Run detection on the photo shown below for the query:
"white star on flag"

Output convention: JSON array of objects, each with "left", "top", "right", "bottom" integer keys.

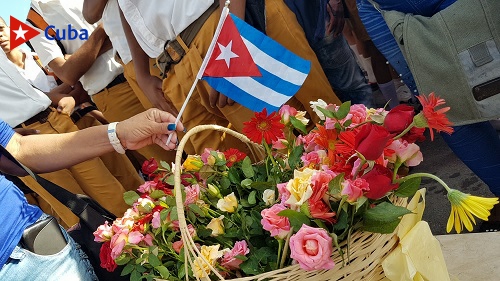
[
  {"left": 215, "top": 40, "right": 239, "bottom": 68},
  {"left": 13, "top": 25, "right": 28, "bottom": 40}
]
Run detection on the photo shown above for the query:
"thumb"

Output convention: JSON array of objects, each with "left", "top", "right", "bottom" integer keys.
[{"left": 57, "top": 106, "right": 63, "bottom": 113}]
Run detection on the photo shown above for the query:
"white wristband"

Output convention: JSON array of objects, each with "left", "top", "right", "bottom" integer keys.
[{"left": 107, "top": 122, "right": 126, "bottom": 154}]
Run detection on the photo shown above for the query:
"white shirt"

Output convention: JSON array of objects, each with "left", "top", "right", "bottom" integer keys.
[
  {"left": 29, "top": 0, "right": 123, "bottom": 95},
  {"left": 103, "top": 0, "right": 132, "bottom": 64},
  {"left": 16, "top": 50, "right": 58, "bottom": 93},
  {"left": 0, "top": 52, "right": 51, "bottom": 127},
  {"left": 118, "top": 0, "right": 213, "bottom": 58}
]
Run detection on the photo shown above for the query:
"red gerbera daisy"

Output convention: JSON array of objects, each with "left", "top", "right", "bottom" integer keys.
[
  {"left": 415, "top": 93, "right": 454, "bottom": 140},
  {"left": 243, "top": 108, "right": 285, "bottom": 144},
  {"left": 224, "top": 148, "right": 247, "bottom": 167}
]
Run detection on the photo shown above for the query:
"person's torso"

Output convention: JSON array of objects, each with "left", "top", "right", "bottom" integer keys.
[
  {"left": 118, "top": 0, "right": 213, "bottom": 58},
  {"left": 103, "top": 0, "right": 132, "bottom": 64},
  {"left": 0, "top": 52, "right": 51, "bottom": 127},
  {"left": 30, "top": 0, "right": 123, "bottom": 95},
  {"left": 17, "top": 51, "right": 58, "bottom": 93}
]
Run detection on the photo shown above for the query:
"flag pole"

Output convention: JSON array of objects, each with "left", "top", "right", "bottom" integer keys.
[{"left": 166, "top": 0, "right": 231, "bottom": 146}]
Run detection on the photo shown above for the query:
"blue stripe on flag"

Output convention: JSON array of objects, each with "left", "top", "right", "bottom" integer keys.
[
  {"left": 230, "top": 14, "right": 310, "bottom": 74},
  {"left": 203, "top": 77, "right": 280, "bottom": 113},
  {"left": 252, "top": 66, "right": 300, "bottom": 97}
]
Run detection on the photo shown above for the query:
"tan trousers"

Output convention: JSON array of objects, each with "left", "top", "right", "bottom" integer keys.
[
  {"left": 19, "top": 109, "right": 131, "bottom": 227},
  {"left": 92, "top": 79, "right": 176, "bottom": 162},
  {"left": 161, "top": 0, "right": 341, "bottom": 155}
]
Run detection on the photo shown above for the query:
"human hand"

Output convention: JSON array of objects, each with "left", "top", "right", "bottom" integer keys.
[
  {"left": 139, "top": 75, "right": 179, "bottom": 115},
  {"left": 57, "top": 96, "right": 76, "bottom": 115},
  {"left": 116, "top": 108, "right": 184, "bottom": 151},
  {"left": 208, "top": 86, "right": 235, "bottom": 108}
]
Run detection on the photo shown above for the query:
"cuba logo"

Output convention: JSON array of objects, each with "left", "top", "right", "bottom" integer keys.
[{"left": 45, "top": 24, "right": 89, "bottom": 40}]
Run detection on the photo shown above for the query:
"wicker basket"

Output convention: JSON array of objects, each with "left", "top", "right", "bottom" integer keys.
[{"left": 173, "top": 125, "right": 405, "bottom": 281}]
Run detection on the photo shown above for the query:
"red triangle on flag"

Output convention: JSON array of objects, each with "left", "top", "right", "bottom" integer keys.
[
  {"left": 203, "top": 15, "right": 261, "bottom": 78},
  {"left": 9, "top": 16, "right": 40, "bottom": 50}
]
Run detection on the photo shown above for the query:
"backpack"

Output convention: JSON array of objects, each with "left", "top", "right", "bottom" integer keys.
[{"left": 372, "top": 0, "right": 500, "bottom": 125}]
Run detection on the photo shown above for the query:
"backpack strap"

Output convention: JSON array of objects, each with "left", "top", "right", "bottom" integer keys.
[{"left": 26, "top": 7, "right": 67, "bottom": 56}]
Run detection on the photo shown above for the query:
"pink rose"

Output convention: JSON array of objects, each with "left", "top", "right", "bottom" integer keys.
[
  {"left": 386, "top": 139, "right": 423, "bottom": 167},
  {"left": 172, "top": 240, "right": 184, "bottom": 253},
  {"left": 152, "top": 211, "right": 161, "bottom": 229},
  {"left": 277, "top": 182, "right": 291, "bottom": 203},
  {"left": 348, "top": 104, "right": 368, "bottom": 126},
  {"left": 127, "top": 231, "right": 144, "bottom": 245},
  {"left": 261, "top": 204, "right": 291, "bottom": 239},
  {"left": 185, "top": 184, "right": 201, "bottom": 205},
  {"left": 110, "top": 229, "right": 128, "bottom": 260},
  {"left": 289, "top": 225, "right": 336, "bottom": 271},
  {"left": 279, "top": 105, "right": 298, "bottom": 124},
  {"left": 94, "top": 221, "right": 113, "bottom": 242},
  {"left": 341, "top": 178, "right": 369, "bottom": 202},
  {"left": 137, "top": 181, "right": 157, "bottom": 194},
  {"left": 309, "top": 200, "right": 336, "bottom": 223},
  {"left": 221, "top": 240, "right": 250, "bottom": 270},
  {"left": 143, "top": 234, "right": 154, "bottom": 246},
  {"left": 297, "top": 133, "right": 319, "bottom": 153}
]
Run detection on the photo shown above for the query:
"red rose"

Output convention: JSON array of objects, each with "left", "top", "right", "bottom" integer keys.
[
  {"left": 355, "top": 123, "right": 392, "bottom": 160},
  {"left": 141, "top": 158, "right": 158, "bottom": 176},
  {"left": 362, "top": 164, "right": 399, "bottom": 199},
  {"left": 402, "top": 127, "right": 426, "bottom": 143},
  {"left": 384, "top": 104, "right": 415, "bottom": 134},
  {"left": 99, "top": 241, "right": 118, "bottom": 272}
]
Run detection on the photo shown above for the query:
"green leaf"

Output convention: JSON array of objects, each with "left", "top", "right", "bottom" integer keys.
[
  {"left": 220, "top": 176, "right": 231, "bottom": 190},
  {"left": 148, "top": 253, "right": 161, "bottom": 267},
  {"left": 336, "top": 101, "right": 351, "bottom": 120},
  {"left": 249, "top": 181, "right": 276, "bottom": 191},
  {"left": 355, "top": 196, "right": 368, "bottom": 212},
  {"left": 115, "top": 254, "right": 131, "bottom": 265},
  {"left": 241, "top": 157, "right": 254, "bottom": 178},
  {"left": 328, "top": 173, "right": 344, "bottom": 195},
  {"left": 241, "top": 178, "right": 253, "bottom": 188},
  {"left": 150, "top": 189, "right": 166, "bottom": 199},
  {"left": 334, "top": 209, "right": 348, "bottom": 232},
  {"left": 277, "top": 209, "right": 311, "bottom": 230},
  {"left": 130, "top": 270, "right": 141, "bottom": 281},
  {"left": 248, "top": 190, "right": 257, "bottom": 205},
  {"left": 235, "top": 254, "right": 248, "bottom": 261},
  {"left": 363, "top": 202, "right": 412, "bottom": 233},
  {"left": 188, "top": 204, "right": 205, "bottom": 217},
  {"left": 288, "top": 145, "right": 304, "bottom": 170},
  {"left": 164, "top": 196, "right": 176, "bottom": 207},
  {"left": 300, "top": 201, "right": 311, "bottom": 218},
  {"left": 123, "top": 191, "right": 140, "bottom": 206},
  {"left": 170, "top": 207, "right": 178, "bottom": 221},
  {"left": 317, "top": 106, "right": 335, "bottom": 119},
  {"left": 290, "top": 116, "right": 307, "bottom": 134},
  {"left": 370, "top": 114, "right": 385, "bottom": 124},
  {"left": 155, "top": 265, "right": 170, "bottom": 279},
  {"left": 160, "top": 160, "right": 171, "bottom": 171},
  {"left": 160, "top": 208, "right": 170, "bottom": 221},
  {"left": 165, "top": 174, "right": 175, "bottom": 186},
  {"left": 228, "top": 168, "right": 241, "bottom": 184},
  {"left": 240, "top": 256, "right": 260, "bottom": 275},
  {"left": 121, "top": 263, "right": 135, "bottom": 276},
  {"left": 394, "top": 177, "right": 422, "bottom": 198},
  {"left": 199, "top": 165, "right": 216, "bottom": 180}
]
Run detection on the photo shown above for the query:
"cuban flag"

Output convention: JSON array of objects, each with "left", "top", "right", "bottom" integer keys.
[{"left": 198, "top": 7, "right": 311, "bottom": 113}]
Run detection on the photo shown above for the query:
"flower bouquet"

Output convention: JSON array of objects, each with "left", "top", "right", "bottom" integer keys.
[{"left": 95, "top": 94, "right": 498, "bottom": 281}]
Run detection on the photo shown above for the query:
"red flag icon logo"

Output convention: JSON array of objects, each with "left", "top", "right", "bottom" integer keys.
[{"left": 9, "top": 16, "right": 40, "bottom": 50}]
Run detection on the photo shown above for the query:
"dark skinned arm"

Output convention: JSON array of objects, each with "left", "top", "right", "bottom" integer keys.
[
  {"left": 47, "top": 24, "right": 112, "bottom": 85},
  {"left": 82, "top": 0, "right": 108, "bottom": 24}
]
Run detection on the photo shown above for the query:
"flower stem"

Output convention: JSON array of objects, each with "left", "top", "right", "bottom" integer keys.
[
  {"left": 395, "top": 172, "right": 452, "bottom": 193},
  {"left": 393, "top": 121, "right": 415, "bottom": 140},
  {"left": 280, "top": 227, "right": 293, "bottom": 269}
]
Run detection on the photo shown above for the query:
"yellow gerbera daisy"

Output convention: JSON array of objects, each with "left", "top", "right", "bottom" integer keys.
[{"left": 446, "top": 189, "right": 499, "bottom": 233}]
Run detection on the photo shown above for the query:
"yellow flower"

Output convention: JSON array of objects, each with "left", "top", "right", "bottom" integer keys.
[
  {"left": 193, "top": 245, "right": 223, "bottom": 279},
  {"left": 295, "top": 111, "right": 309, "bottom": 126},
  {"left": 182, "top": 155, "right": 204, "bottom": 172},
  {"left": 206, "top": 216, "right": 225, "bottom": 237},
  {"left": 446, "top": 189, "right": 499, "bottom": 233},
  {"left": 285, "top": 168, "right": 314, "bottom": 210},
  {"left": 217, "top": 192, "right": 238, "bottom": 213},
  {"left": 262, "top": 189, "right": 276, "bottom": 206}
]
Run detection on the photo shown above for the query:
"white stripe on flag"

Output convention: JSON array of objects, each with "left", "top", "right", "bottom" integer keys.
[
  {"left": 224, "top": 76, "right": 291, "bottom": 107},
  {"left": 242, "top": 38, "right": 308, "bottom": 86}
]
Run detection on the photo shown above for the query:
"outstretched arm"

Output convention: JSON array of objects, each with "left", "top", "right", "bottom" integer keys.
[{"left": 5, "top": 109, "right": 183, "bottom": 173}]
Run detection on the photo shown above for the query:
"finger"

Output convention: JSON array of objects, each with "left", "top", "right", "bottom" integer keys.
[
  {"left": 218, "top": 93, "right": 227, "bottom": 108},
  {"left": 156, "top": 133, "right": 178, "bottom": 150},
  {"left": 150, "top": 109, "right": 185, "bottom": 133},
  {"left": 227, "top": 97, "right": 235, "bottom": 106},
  {"left": 209, "top": 87, "right": 218, "bottom": 108},
  {"left": 57, "top": 106, "right": 63, "bottom": 113}
]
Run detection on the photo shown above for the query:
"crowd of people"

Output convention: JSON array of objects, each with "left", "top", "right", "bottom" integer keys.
[{"left": 0, "top": 0, "right": 499, "bottom": 279}]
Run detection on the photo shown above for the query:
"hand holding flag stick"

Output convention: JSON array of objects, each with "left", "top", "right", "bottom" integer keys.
[{"left": 166, "top": 0, "right": 312, "bottom": 145}]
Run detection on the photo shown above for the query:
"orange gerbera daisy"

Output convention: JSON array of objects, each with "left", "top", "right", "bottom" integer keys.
[
  {"left": 224, "top": 148, "right": 247, "bottom": 167},
  {"left": 415, "top": 93, "right": 454, "bottom": 140},
  {"left": 243, "top": 108, "right": 285, "bottom": 144},
  {"left": 314, "top": 124, "right": 339, "bottom": 164}
]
